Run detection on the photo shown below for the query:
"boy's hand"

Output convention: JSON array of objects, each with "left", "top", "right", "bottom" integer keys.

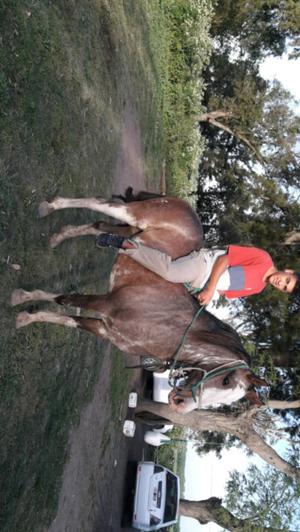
[{"left": 197, "top": 288, "right": 214, "bottom": 306}]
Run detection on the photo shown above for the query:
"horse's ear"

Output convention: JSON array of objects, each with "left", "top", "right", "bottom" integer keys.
[
  {"left": 244, "top": 390, "right": 263, "bottom": 406},
  {"left": 247, "top": 373, "right": 269, "bottom": 388}
]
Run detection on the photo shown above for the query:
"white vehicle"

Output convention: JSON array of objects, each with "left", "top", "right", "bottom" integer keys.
[
  {"left": 132, "top": 461, "right": 180, "bottom": 531},
  {"left": 153, "top": 370, "right": 172, "bottom": 404},
  {"left": 152, "top": 371, "right": 174, "bottom": 433}
]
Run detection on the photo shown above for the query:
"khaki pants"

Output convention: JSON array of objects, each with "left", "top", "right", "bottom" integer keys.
[{"left": 121, "top": 244, "right": 225, "bottom": 288}]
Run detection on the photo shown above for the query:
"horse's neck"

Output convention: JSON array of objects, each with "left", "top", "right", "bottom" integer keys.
[
  {"left": 189, "top": 312, "right": 250, "bottom": 368},
  {"left": 180, "top": 339, "right": 247, "bottom": 370}
]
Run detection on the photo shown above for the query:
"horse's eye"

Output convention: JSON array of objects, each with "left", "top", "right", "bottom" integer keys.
[{"left": 223, "top": 376, "right": 230, "bottom": 386}]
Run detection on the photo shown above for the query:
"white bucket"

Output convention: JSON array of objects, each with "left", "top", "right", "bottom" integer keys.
[
  {"left": 123, "top": 419, "right": 136, "bottom": 438},
  {"left": 128, "top": 392, "right": 138, "bottom": 408}
]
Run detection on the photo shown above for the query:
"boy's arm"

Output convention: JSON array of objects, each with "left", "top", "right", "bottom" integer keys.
[{"left": 198, "top": 254, "right": 229, "bottom": 305}]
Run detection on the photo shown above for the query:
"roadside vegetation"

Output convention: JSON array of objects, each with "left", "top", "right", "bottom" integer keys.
[
  {"left": 153, "top": 426, "right": 186, "bottom": 495},
  {"left": 152, "top": 426, "right": 187, "bottom": 532},
  {"left": 161, "top": 0, "right": 213, "bottom": 196}
]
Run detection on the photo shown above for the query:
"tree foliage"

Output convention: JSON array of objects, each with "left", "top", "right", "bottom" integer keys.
[
  {"left": 188, "top": 5, "right": 300, "bottom": 521},
  {"left": 225, "top": 458, "right": 300, "bottom": 530},
  {"left": 197, "top": 3, "right": 300, "bottom": 387},
  {"left": 211, "top": 0, "right": 300, "bottom": 59}
]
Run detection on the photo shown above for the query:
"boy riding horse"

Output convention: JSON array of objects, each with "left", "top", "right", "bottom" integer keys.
[{"left": 97, "top": 235, "right": 300, "bottom": 305}]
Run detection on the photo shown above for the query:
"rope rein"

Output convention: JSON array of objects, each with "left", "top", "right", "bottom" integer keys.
[{"left": 168, "top": 304, "right": 205, "bottom": 378}]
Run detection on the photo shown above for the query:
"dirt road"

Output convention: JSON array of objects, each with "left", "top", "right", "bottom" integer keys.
[{"left": 47, "top": 102, "right": 154, "bottom": 532}]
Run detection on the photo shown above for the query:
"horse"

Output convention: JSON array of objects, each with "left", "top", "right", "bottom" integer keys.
[{"left": 11, "top": 194, "right": 267, "bottom": 413}]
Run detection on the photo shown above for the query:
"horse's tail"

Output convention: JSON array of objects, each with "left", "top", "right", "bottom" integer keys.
[{"left": 112, "top": 187, "right": 165, "bottom": 203}]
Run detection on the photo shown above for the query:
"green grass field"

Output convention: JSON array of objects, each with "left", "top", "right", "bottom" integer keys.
[{"left": 0, "top": 1, "right": 213, "bottom": 530}]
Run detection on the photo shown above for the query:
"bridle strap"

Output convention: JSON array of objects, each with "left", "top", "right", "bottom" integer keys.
[{"left": 168, "top": 304, "right": 205, "bottom": 385}]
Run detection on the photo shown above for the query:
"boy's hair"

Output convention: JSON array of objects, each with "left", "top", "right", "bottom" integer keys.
[
  {"left": 292, "top": 272, "right": 300, "bottom": 296},
  {"left": 291, "top": 272, "right": 300, "bottom": 309}
]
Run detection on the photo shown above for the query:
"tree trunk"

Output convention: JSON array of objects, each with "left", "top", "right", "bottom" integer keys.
[
  {"left": 268, "top": 351, "right": 299, "bottom": 367},
  {"left": 136, "top": 400, "right": 300, "bottom": 480},
  {"left": 283, "top": 230, "right": 300, "bottom": 245},
  {"left": 266, "top": 399, "right": 300, "bottom": 409},
  {"left": 198, "top": 110, "right": 264, "bottom": 163},
  {"left": 179, "top": 498, "right": 296, "bottom": 532},
  {"left": 199, "top": 110, "right": 234, "bottom": 121}
]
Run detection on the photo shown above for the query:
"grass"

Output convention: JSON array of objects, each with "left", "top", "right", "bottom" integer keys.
[
  {"left": 0, "top": 1, "right": 214, "bottom": 530},
  {"left": 0, "top": 2, "right": 166, "bottom": 530},
  {"left": 153, "top": 426, "right": 187, "bottom": 496},
  {"left": 110, "top": 347, "right": 131, "bottom": 421}
]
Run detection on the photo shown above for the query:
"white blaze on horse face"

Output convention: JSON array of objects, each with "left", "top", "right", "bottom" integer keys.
[
  {"left": 198, "top": 370, "right": 248, "bottom": 409},
  {"left": 168, "top": 369, "right": 250, "bottom": 413}
]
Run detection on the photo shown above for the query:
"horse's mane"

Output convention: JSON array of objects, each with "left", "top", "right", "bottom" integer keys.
[{"left": 196, "top": 309, "right": 251, "bottom": 364}]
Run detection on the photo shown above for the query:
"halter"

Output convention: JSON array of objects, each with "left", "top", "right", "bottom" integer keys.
[
  {"left": 189, "top": 360, "right": 250, "bottom": 402},
  {"left": 168, "top": 305, "right": 250, "bottom": 404}
]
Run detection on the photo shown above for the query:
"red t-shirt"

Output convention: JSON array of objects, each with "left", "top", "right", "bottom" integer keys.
[{"left": 220, "top": 245, "right": 274, "bottom": 299}]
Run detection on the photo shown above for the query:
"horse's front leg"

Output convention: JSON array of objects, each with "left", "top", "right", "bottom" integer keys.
[
  {"left": 11, "top": 289, "right": 112, "bottom": 338},
  {"left": 50, "top": 221, "right": 140, "bottom": 248},
  {"left": 38, "top": 196, "right": 141, "bottom": 228},
  {"left": 11, "top": 289, "right": 59, "bottom": 306},
  {"left": 15, "top": 311, "right": 109, "bottom": 338},
  {"left": 11, "top": 289, "right": 111, "bottom": 314}
]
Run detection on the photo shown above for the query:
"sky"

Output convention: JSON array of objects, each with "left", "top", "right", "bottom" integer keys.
[
  {"left": 179, "top": 53, "right": 300, "bottom": 532},
  {"left": 260, "top": 53, "right": 300, "bottom": 102},
  {"left": 180, "top": 443, "right": 265, "bottom": 532}
]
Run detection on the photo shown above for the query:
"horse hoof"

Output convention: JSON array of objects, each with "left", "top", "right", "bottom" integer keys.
[
  {"left": 16, "top": 311, "right": 32, "bottom": 329},
  {"left": 50, "top": 225, "right": 72, "bottom": 248},
  {"left": 11, "top": 289, "right": 30, "bottom": 306},
  {"left": 50, "top": 233, "right": 61, "bottom": 248},
  {"left": 96, "top": 196, "right": 106, "bottom": 203},
  {"left": 39, "top": 201, "right": 53, "bottom": 218}
]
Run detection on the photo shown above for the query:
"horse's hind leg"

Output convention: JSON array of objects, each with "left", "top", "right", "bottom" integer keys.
[
  {"left": 50, "top": 221, "right": 140, "bottom": 248},
  {"left": 38, "top": 196, "right": 141, "bottom": 227},
  {"left": 38, "top": 196, "right": 169, "bottom": 232},
  {"left": 15, "top": 311, "right": 109, "bottom": 338}
]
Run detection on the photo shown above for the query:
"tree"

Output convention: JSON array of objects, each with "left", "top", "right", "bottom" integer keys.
[
  {"left": 137, "top": 400, "right": 300, "bottom": 529},
  {"left": 136, "top": 399, "right": 300, "bottom": 480},
  {"left": 179, "top": 496, "right": 296, "bottom": 531}
]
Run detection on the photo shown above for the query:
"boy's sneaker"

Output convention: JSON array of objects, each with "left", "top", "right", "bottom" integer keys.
[{"left": 96, "top": 233, "right": 125, "bottom": 249}]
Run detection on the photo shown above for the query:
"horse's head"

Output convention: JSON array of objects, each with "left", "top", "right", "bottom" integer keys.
[{"left": 168, "top": 366, "right": 268, "bottom": 413}]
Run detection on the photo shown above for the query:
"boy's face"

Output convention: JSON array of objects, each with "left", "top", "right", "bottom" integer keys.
[{"left": 267, "top": 269, "right": 297, "bottom": 293}]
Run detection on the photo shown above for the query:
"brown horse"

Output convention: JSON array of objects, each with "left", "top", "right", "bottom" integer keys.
[{"left": 11, "top": 195, "right": 266, "bottom": 412}]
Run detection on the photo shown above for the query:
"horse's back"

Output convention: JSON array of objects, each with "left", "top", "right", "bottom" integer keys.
[
  {"left": 109, "top": 196, "right": 203, "bottom": 290},
  {"left": 125, "top": 196, "right": 203, "bottom": 255}
]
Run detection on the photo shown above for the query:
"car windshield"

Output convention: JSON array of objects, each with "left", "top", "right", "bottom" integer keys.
[{"left": 163, "top": 472, "right": 178, "bottom": 522}]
